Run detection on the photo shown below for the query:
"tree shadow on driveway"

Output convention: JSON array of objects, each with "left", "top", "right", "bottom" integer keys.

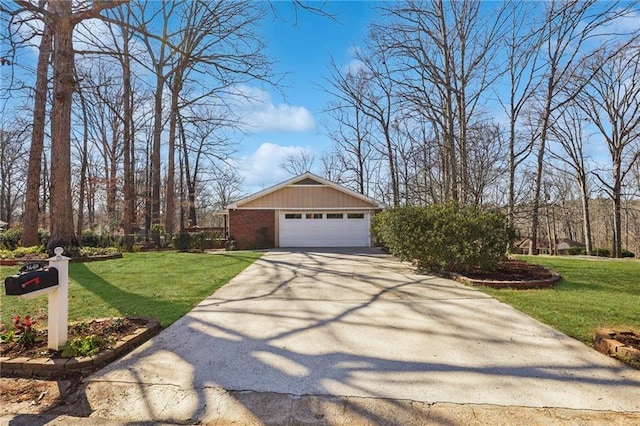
[{"left": 49, "top": 249, "right": 640, "bottom": 424}]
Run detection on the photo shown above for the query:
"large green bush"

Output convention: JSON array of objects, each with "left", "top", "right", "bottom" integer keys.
[
  {"left": 0, "top": 227, "right": 49, "bottom": 250},
  {"left": 0, "top": 226, "right": 23, "bottom": 250},
  {"left": 372, "top": 203, "right": 516, "bottom": 273}
]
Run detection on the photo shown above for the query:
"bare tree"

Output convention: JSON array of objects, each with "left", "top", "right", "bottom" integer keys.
[
  {"left": 465, "top": 121, "right": 508, "bottom": 207},
  {"left": 0, "top": 121, "right": 29, "bottom": 223},
  {"left": 21, "top": 0, "right": 52, "bottom": 246},
  {"left": 279, "top": 150, "right": 315, "bottom": 176},
  {"left": 499, "top": 0, "right": 542, "bottom": 227},
  {"left": 331, "top": 45, "right": 400, "bottom": 205},
  {"left": 378, "top": 0, "right": 506, "bottom": 204},
  {"left": 179, "top": 106, "right": 237, "bottom": 226},
  {"left": 573, "top": 45, "right": 640, "bottom": 257},
  {"left": 107, "top": 3, "right": 136, "bottom": 250},
  {"left": 128, "top": 0, "right": 177, "bottom": 244},
  {"left": 162, "top": 0, "right": 271, "bottom": 235},
  {"left": 527, "top": 0, "right": 638, "bottom": 255},
  {"left": 14, "top": 0, "right": 126, "bottom": 249},
  {"left": 72, "top": 69, "right": 90, "bottom": 238},
  {"left": 324, "top": 58, "right": 377, "bottom": 196},
  {"left": 210, "top": 165, "right": 245, "bottom": 212},
  {"left": 548, "top": 104, "right": 594, "bottom": 255}
]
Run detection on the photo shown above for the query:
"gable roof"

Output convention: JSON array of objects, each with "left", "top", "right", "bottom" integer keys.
[{"left": 227, "top": 172, "right": 382, "bottom": 209}]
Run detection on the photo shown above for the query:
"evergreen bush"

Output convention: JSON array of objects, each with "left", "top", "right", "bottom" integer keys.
[
  {"left": 621, "top": 249, "right": 635, "bottom": 258},
  {"left": 0, "top": 227, "right": 22, "bottom": 250},
  {"left": 372, "top": 203, "right": 516, "bottom": 273}
]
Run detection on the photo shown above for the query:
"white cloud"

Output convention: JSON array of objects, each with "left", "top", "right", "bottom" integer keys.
[
  {"left": 239, "top": 142, "right": 313, "bottom": 191},
  {"left": 345, "top": 58, "right": 366, "bottom": 76},
  {"left": 230, "top": 85, "right": 316, "bottom": 133}
]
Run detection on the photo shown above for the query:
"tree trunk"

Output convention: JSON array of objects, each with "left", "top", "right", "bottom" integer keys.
[
  {"left": 76, "top": 82, "right": 89, "bottom": 239},
  {"left": 165, "top": 69, "right": 184, "bottom": 236},
  {"left": 47, "top": 1, "right": 78, "bottom": 250},
  {"left": 151, "top": 65, "right": 164, "bottom": 245},
  {"left": 529, "top": 77, "right": 553, "bottom": 255},
  {"left": 579, "top": 179, "right": 593, "bottom": 256},
  {"left": 121, "top": 16, "right": 135, "bottom": 251},
  {"left": 178, "top": 114, "right": 197, "bottom": 227},
  {"left": 383, "top": 124, "right": 399, "bottom": 207},
  {"left": 612, "top": 156, "right": 622, "bottom": 258},
  {"left": 23, "top": 5, "right": 52, "bottom": 247}
]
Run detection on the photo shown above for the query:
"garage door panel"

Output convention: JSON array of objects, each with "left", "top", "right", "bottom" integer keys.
[{"left": 279, "top": 212, "right": 370, "bottom": 247}]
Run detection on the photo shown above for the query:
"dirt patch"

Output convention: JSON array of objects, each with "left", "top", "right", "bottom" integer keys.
[
  {"left": 1, "top": 317, "right": 157, "bottom": 415},
  {"left": 0, "top": 378, "right": 73, "bottom": 416}
]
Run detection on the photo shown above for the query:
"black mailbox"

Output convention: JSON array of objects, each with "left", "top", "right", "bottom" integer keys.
[{"left": 4, "top": 266, "right": 59, "bottom": 296}]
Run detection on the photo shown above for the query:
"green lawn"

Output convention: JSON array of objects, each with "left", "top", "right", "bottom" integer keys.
[
  {"left": 479, "top": 256, "right": 640, "bottom": 345},
  {"left": 1, "top": 251, "right": 262, "bottom": 328}
]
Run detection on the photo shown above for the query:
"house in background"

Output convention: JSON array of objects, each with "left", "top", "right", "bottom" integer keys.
[
  {"left": 513, "top": 237, "right": 585, "bottom": 255},
  {"left": 223, "top": 172, "right": 382, "bottom": 250},
  {"left": 555, "top": 238, "right": 586, "bottom": 255}
]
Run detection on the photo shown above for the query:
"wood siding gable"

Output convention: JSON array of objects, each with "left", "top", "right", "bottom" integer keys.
[{"left": 240, "top": 185, "right": 376, "bottom": 209}]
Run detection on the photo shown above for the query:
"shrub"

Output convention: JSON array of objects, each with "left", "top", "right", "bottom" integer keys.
[
  {"left": 372, "top": 203, "right": 516, "bottom": 273},
  {"left": 10, "top": 246, "right": 45, "bottom": 259},
  {"left": 80, "top": 230, "right": 101, "bottom": 247},
  {"left": 61, "top": 334, "right": 109, "bottom": 357},
  {"left": 79, "top": 246, "right": 120, "bottom": 257},
  {"left": 0, "top": 226, "right": 22, "bottom": 250},
  {"left": 593, "top": 247, "right": 610, "bottom": 257},
  {"left": 621, "top": 249, "right": 635, "bottom": 258},
  {"left": 567, "top": 247, "right": 585, "bottom": 256},
  {"left": 0, "top": 227, "right": 48, "bottom": 250},
  {"left": 38, "top": 229, "right": 50, "bottom": 248},
  {"left": 175, "top": 233, "right": 190, "bottom": 252},
  {"left": 173, "top": 231, "right": 221, "bottom": 252},
  {"left": 81, "top": 230, "right": 119, "bottom": 248}
]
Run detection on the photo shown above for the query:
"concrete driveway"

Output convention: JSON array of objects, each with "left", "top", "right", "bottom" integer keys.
[{"left": 75, "top": 249, "right": 640, "bottom": 424}]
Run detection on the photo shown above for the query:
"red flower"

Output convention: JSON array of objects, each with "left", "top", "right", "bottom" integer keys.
[{"left": 23, "top": 316, "right": 34, "bottom": 327}]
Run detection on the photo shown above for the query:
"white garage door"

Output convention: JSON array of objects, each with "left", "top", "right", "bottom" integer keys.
[{"left": 279, "top": 212, "right": 370, "bottom": 247}]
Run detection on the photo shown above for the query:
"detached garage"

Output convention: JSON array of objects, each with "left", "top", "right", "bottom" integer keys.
[{"left": 224, "top": 172, "right": 382, "bottom": 250}]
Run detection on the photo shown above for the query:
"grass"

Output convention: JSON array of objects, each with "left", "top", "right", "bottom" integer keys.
[
  {"left": 1, "top": 251, "right": 262, "bottom": 328},
  {"left": 478, "top": 255, "right": 640, "bottom": 346}
]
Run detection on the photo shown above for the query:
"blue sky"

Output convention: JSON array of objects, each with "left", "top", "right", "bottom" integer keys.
[{"left": 235, "top": 1, "right": 378, "bottom": 192}]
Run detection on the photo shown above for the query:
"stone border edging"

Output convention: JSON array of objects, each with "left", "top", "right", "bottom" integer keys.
[
  {"left": 69, "top": 253, "right": 123, "bottom": 263},
  {"left": 0, "top": 252, "right": 122, "bottom": 266},
  {"left": 449, "top": 271, "right": 562, "bottom": 289},
  {"left": 0, "top": 317, "right": 160, "bottom": 379},
  {"left": 594, "top": 329, "right": 640, "bottom": 364}
]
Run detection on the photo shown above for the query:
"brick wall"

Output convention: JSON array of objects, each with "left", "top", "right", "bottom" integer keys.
[{"left": 229, "top": 209, "right": 275, "bottom": 250}]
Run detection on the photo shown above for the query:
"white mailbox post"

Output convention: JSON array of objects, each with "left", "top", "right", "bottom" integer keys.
[
  {"left": 46, "top": 247, "right": 69, "bottom": 350},
  {"left": 6, "top": 247, "right": 69, "bottom": 350}
]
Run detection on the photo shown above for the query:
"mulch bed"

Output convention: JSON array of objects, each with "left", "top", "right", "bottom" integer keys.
[
  {"left": 448, "top": 260, "right": 561, "bottom": 289},
  {"left": 461, "top": 260, "right": 553, "bottom": 281},
  {"left": 1, "top": 317, "right": 148, "bottom": 359}
]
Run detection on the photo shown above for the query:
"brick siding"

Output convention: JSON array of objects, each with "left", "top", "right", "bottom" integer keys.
[{"left": 229, "top": 209, "right": 275, "bottom": 250}]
